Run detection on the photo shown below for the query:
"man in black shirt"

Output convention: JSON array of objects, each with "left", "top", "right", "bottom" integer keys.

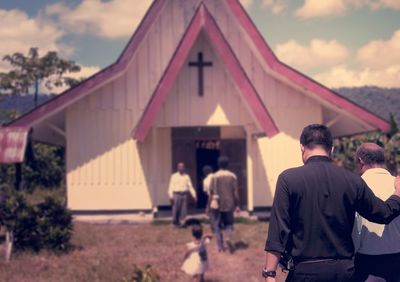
[{"left": 263, "top": 124, "right": 400, "bottom": 282}]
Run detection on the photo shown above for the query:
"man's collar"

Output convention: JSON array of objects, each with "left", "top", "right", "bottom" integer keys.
[
  {"left": 305, "top": 155, "right": 332, "bottom": 164},
  {"left": 362, "top": 167, "right": 391, "bottom": 176}
]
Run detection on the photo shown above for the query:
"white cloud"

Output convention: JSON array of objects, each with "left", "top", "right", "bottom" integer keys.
[
  {"left": 275, "top": 39, "right": 349, "bottom": 70},
  {"left": 313, "top": 29, "right": 400, "bottom": 87},
  {"left": 357, "top": 30, "right": 400, "bottom": 69},
  {"left": 380, "top": 0, "right": 400, "bottom": 9},
  {"left": 262, "top": 0, "right": 287, "bottom": 14},
  {"left": 295, "top": 0, "right": 400, "bottom": 19},
  {"left": 240, "top": 0, "right": 254, "bottom": 9},
  {"left": 42, "top": 65, "right": 102, "bottom": 94},
  {"left": 68, "top": 65, "right": 101, "bottom": 81},
  {"left": 314, "top": 64, "right": 400, "bottom": 88},
  {"left": 295, "top": 0, "right": 347, "bottom": 18},
  {"left": 46, "top": 0, "right": 152, "bottom": 40},
  {"left": 0, "top": 9, "right": 69, "bottom": 72}
]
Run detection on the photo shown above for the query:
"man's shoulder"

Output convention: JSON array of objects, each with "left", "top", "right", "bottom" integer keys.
[
  {"left": 215, "top": 169, "right": 236, "bottom": 178},
  {"left": 362, "top": 168, "right": 395, "bottom": 195},
  {"left": 279, "top": 161, "right": 359, "bottom": 180},
  {"left": 171, "top": 172, "right": 189, "bottom": 178}
]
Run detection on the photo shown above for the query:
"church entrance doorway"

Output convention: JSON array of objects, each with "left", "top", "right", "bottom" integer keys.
[{"left": 171, "top": 127, "right": 247, "bottom": 210}]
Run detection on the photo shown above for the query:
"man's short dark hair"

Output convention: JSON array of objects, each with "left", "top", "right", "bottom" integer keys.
[
  {"left": 202, "top": 165, "right": 213, "bottom": 176},
  {"left": 192, "top": 224, "right": 203, "bottom": 240},
  {"left": 300, "top": 124, "right": 333, "bottom": 152},
  {"left": 218, "top": 156, "right": 229, "bottom": 169},
  {"left": 356, "top": 143, "right": 385, "bottom": 165}
]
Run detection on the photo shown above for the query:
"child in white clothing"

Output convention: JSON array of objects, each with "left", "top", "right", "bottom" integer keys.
[{"left": 181, "top": 225, "right": 211, "bottom": 282}]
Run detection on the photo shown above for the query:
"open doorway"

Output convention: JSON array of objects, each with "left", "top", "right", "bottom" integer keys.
[
  {"left": 171, "top": 127, "right": 247, "bottom": 210},
  {"left": 195, "top": 140, "right": 220, "bottom": 208}
]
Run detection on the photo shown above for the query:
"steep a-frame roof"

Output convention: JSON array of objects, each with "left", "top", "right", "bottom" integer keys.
[
  {"left": 132, "top": 4, "right": 278, "bottom": 141},
  {"left": 225, "top": 0, "right": 389, "bottom": 132},
  {"left": 8, "top": 0, "right": 167, "bottom": 128},
  {"left": 5, "top": 0, "right": 389, "bottom": 136}
]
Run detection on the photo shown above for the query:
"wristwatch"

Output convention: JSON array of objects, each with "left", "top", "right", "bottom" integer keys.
[{"left": 262, "top": 267, "right": 276, "bottom": 278}]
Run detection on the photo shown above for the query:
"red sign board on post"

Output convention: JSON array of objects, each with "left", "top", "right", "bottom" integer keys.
[{"left": 0, "top": 126, "right": 29, "bottom": 164}]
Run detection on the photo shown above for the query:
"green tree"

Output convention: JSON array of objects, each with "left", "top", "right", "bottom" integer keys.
[
  {"left": 333, "top": 113, "right": 400, "bottom": 174},
  {"left": 0, "top": 109, "right": 65, "bottom": 192},
  {"left": 0, "top": 47, "right": 81, "bottom": 105}
]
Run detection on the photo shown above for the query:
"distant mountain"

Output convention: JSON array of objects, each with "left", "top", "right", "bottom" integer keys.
[
  {"left": 0, "top": 87, "right": 399, "bottom": 125},
  {"left": 335, "top": 87, "right": 400, "bottom": 124},
  {"left": 0, "top": 94, "right": 54, "bottom": 114}
]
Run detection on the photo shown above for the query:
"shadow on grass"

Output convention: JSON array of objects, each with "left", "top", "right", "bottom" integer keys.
[{"left": 152, "top": 216, "right": 260, "bottom": 226}]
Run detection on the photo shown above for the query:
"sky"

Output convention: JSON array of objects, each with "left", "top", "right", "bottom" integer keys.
[{"left": 0, "top": 0, "right": 399, "bottom": 92}]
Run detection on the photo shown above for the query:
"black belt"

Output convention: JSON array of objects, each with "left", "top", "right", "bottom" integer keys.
[
  {"left": 173, "top": 191, "right": 188, "bottom": 195},
  {"left": 294, "top": 258, "right": 342, "bottom": 265}
]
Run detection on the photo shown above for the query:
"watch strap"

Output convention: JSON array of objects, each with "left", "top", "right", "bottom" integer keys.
[{"left": 262, "top": 267, "right": 277, "bottom": 278}]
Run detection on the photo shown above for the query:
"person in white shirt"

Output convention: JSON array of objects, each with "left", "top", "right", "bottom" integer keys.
[
  {"left": 168, "top": 162, "right": 197, "bottom": 227},
  {"left": 353, "top": 143, "right": 400, "bottom": 282},
  {"left": 202, "top": 166, "right": 214, "bottom": 195}
]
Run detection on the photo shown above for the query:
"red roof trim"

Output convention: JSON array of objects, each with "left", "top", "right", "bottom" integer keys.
[
  {"left": 226, "top": 0, "right": 389, "bottom": 132},
  {"left": 203, "top": 7, "right": 278, "bottom": 137},
  {"left": 0, "top": 126, "right": 29, "bottom": 163},
  {"left": 132, "top": 5, "right": 278, "bottom": 141},
  {"left": 9, "top": 0, "right": 167, "bottom": 127}
]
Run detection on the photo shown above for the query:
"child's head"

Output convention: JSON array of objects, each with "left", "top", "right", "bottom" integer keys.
[{"left": 192, "top": 224, "right": 203, "bottom": 240}]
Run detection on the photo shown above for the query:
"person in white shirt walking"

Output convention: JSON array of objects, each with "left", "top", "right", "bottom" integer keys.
[
  {"left": 353, "top": 143, "right": 400, "bottom": 282},
  {"left": 202, "top": 166, "right": 214, "bottom": 196},
  {"left": 168, "top": 162, "right": 197, "bottom": 228}
]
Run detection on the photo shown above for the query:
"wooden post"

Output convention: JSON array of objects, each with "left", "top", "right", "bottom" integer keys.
[{"left": 5, "top": 231, "right": 13, "bottom": 263}]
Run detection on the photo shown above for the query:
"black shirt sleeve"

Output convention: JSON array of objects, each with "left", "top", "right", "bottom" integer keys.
[
  {"left": 356, "top": 178, "right": 400, "bottom": 224},
  {"left": 265, "top": 174, "right": 291, "bottom": 253}
]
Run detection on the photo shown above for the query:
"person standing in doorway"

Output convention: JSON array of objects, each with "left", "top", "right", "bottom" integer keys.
[
  {"left": 353, "top": 143, "right": 400, "bottom": 282},
  {"left": 168, "top": 162, "right": 197, "bottom": 228},
  {"left": 208, "top": 156, "right": 240, "bottom": 253}
]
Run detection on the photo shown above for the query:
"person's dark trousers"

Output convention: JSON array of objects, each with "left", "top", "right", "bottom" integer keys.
[
  {"left": 172, "top": 192, "right": 187, "bottom": 227},
  {"left": 209, "top": 210, "right": 234, "bottom": 252},
  {"left": 354, "top": 252, "right": 400, "bottom": 282},
  {"left": 286, "top": 259, "right": 355, "bottom": 282}
]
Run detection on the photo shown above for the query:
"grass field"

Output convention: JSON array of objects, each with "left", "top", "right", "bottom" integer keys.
[{"left": 0, "top": 219, "right": 287, "bottom": 282}]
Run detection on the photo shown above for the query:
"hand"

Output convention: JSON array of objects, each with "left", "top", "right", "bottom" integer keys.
[
  {"left": 395, "top": 176, "right": 400, "bottom": 197},
  {"left": 235, "top": 206, "right": 241, "bottom": 214}
]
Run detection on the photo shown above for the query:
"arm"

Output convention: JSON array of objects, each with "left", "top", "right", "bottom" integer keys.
[
  {"left": 183, "top": 247, "right": 193, "bottom": 260},
  {"left": 356, "top": 176, "right": 400, "bottom": 224},
  {"left": 206, "top": 177, "right": 216, "bottom": 213},
  {"left": 168, "top": 175, "right": 174, "bottom": 200},
  {"left": 233, "top": 176, "right": 240, "bottom": 212},
  {"left": 187, "top": 176, "right": 197, "bottom": 201},
  {"left": 264, "top": 251, "right": 280, "bottom": 282},
  {"left": 264, "top": 175, "right": 291, "bottom": 269}
]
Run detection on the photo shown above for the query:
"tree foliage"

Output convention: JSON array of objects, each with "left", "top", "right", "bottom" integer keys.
[
  {"left": 0, "top": 47, "right": 81, "bottom": 96},
  {"left": 121, "top": 265, "right": 160, "bottom": 282},
  {"left": 0, "top": 109, "right": 65, "bottom": 192},
  {"left": 0, "top": 185, "right": 73, "bottom": 253},
  {"left": 334, "top": 113, "right": 400, "bottom": 174}
]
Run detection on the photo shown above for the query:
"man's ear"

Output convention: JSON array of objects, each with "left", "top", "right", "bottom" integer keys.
[
  {"left": 300, "top": 144, "right": 305, "bottom": 153},
  {"left": 358, "top": 158, "right": 365, "bottom": 165}
]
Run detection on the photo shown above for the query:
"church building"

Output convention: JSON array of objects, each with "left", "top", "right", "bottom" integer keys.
[{"left": 0, "top": 0, "right": 389, "bottom": 219}]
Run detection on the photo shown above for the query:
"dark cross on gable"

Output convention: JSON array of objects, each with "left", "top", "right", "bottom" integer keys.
[{"left": 188, "top": 52, "right": 213, "bottom": 96}]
